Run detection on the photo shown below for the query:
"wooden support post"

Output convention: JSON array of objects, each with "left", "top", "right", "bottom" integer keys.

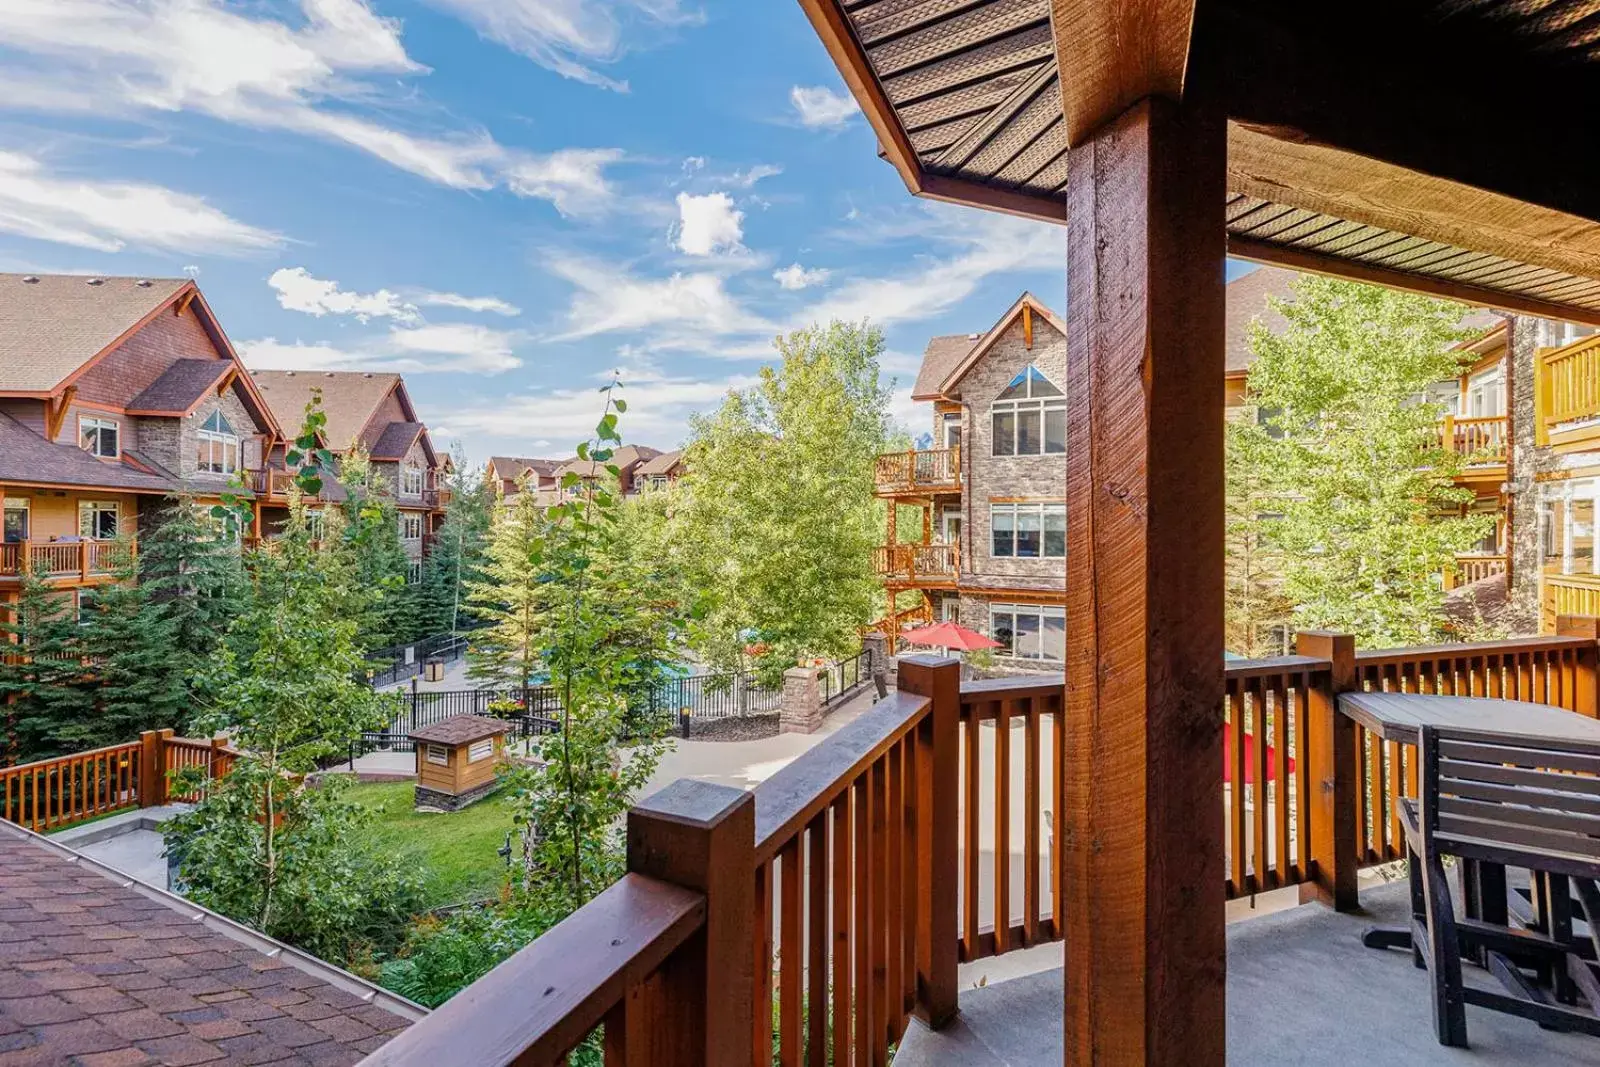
[
  {"left": 1556, "top": 615, "right": 1600, "bottom": 718},
  {"left": 138, "top": 728, "right": 173, "bottom": 808},
  {"left": 1063, "top": 95, "right": 1226, "bottom": 1065},
  {"left": 897, "top": 654, "right": 959, "bottom": 1028},
  {"left": 1296, "top": 631, "right": 1360, "bottom": 911},
  {"left": 622, "top": 779, "right": 754, "bottom": 1067}
]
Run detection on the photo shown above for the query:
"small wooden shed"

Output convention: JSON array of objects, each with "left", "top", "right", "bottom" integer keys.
[{"left": 408, "top": 714, "right": 511, "bottom": 811}]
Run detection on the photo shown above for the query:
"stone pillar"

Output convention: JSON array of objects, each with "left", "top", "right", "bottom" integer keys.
[
  {"left": 862, "top": 631, "right": 887, "bottom": 678},
  {"left": 779, "top": 667, "right": 823, "bottom": 734},
  {"left": 1507, "top": 314, "right": 1548, "bottom": 631}
]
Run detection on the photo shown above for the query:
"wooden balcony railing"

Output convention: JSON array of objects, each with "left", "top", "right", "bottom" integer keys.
[
  {"left": 0, "top": 539, "right": 135, "bottom": 581},
  {"left": 1, "top": 729, "right": 236, "bottom": 833},
  {"left": 251, "top": 468, "right": 303, "bottom": 501},
  {"left": 1435, "top": 413, "right": 1507, "bottom": 465},
  {"left": 363, "top": 625, "right": 1600, "bottom": 1063},
  {"left": 874, "top": 446, "right": 960, "bottom": 495},
  {"left": 1542, "top": 569, "right": 1600, "bottom": 632},
  {"left": 874, "top": 541, "right": 959, "bottom": 584},
  {"left": 1442, "top": 552, "right": 1507, "bottom": 590},
  {"left": 1537, "top": 334, "right": 1600, "bottom": 449}
]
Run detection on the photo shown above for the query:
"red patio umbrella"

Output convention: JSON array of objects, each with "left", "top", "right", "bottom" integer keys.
[
  {"left": 1223, "top": 723, "right": 1296, "bottom": 785},
  {"left": 900, "top": 621, "right": 1003, "bottom": 651}
]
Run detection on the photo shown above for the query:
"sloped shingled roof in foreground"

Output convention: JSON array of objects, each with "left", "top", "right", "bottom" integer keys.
[{"left": 0, "top": 821, "right": 421, "bottom": 1065}]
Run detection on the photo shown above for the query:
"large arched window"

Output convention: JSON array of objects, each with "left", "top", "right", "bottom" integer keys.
[
  {"left": 990, "top": 365, "right": 1064, "bottom": 456},
  {"left": 196, "top": 409, "right": 239, "bottom": 474}
]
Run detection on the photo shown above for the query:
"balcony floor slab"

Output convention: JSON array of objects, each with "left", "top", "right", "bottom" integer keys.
[{"left": 895, "top": 881, "right": 1600, "bottom": 1065}]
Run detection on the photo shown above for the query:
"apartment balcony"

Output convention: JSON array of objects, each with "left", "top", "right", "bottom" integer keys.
[
  {"left": 249, "top": 467, "right": 302, "bottom": 502},
  {"left": 1537, "top": 335, "right": 1600, "bottom": 453},
  {"left": 875, "top": 541, "right": 960, "bottom": 588},
  {"left": 0, "top": 539, "right": 135, "bottom": 584},
  {"left": 875, "top": 446, "right": 961, "bottom": 498},
  {"left": 1443, "top": 551, "right": 1507, "bottom": 590},
  {"left": 421, "top": 485, "right": 452, "bottom": 509},
  {"left": 1436, "top": 413, "right": 1508, "bottom": 481}
]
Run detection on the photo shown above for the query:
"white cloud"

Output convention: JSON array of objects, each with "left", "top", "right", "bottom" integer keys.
[
  {"left": 773, "top": 263, "right": 830, "bottom": 291},
  {"left": 0, "top": 1, "right": 626, "bottom": 212},
  {"left": 546, "top": 252, "right": 775, "bottom": 351},
  {"left": 240, "top": 322, "right": 523, "bottom": 375},
  {"left": 443, "top": 372, "right": 756, "bottom": 449},
  {"left": 727, "top": 164, "right": 781, "bottom": 188},
  {"left": 416, "top": 291, "right": 521, "bottom": 316},
  {"left": 674, "top": 192, "right": 744, "bottom": 257},
  {"left": 790, "top": 85, "right": 858, "bottom": 129},
  {"left": 268, "top": 267, "right": 417, "bottom": 322},
  {"left": 422, "top": 0, "right": 702, "bottom": 91},
  {"left": 0, "top": 150, "right": 282, "bottom": 254},
  {"left": 800, "top": 209, "right": 1060, "bottom": 327}
]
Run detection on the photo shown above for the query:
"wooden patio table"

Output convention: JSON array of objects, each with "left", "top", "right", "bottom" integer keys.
[{"left": 1338, "top": 691, "right": 1600, "bottom": 954}]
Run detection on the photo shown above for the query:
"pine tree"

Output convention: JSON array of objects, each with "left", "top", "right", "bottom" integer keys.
[
  {"left": 70, "top": 550, "right": 186, "bottom": 750},
  {"left": 139, "top": 492, "right": 246, "bottom": 692},
  {"left": 466, "top": 480, "right": 547, "bottom": 689},
  {"left": 0, "top": 571, "right": 88, "bottom": 761},
  {"left": 418, "top": 448, "right": 493, "bottom": 638},
  {"left": 334, "top": 450, "right": 413, "bottom": 650}
]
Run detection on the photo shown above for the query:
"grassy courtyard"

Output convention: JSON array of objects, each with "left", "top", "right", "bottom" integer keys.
[{"left": 348, "top": 780, "right": 515, "bottom": 909}]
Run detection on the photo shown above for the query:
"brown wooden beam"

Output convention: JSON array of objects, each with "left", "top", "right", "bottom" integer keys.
[
  {"left": 1227, "top": 236, "right": 1600, "bottom": 329},
  {"left": 1064, "top": 94, "right": 1226, "bottom": 1064},
  {"left": 1051, "top": 0, "right": 1198, "bottom": 144}
]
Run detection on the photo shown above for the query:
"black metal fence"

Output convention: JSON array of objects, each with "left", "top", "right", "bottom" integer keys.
[
  {"left": 362, "top": 632, "right": 470, "bottom": 689},
  {"left": 820, "top": 649, "right": 872, "bottom": 707},
  {"left": 352, "top": 687, "right": 561, "bottom": 760}
]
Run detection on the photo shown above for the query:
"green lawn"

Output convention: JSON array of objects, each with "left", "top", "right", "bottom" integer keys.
[{"left": 348, "top": 781, "right": 517, "bottom": 910}]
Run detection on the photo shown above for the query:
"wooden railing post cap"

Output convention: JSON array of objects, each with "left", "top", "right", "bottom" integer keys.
[
  {"left": 627, "top": 779, "right": 754, "bottom": 884},
  {"left": 631, "top": 777, "right": 750, "bottom": 829},
  {"left": 897, "top": 653, "right": 959, "bottom": 671}
]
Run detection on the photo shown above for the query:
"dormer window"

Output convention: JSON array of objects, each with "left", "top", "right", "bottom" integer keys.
[
  {"left": 990, "top": 366, "right": 1065, "bottom": 456},
  {"left": 196, "top": 409, "right": 239, "bottom": 474},
  {"left": 79, "top": 416, "right": 119, "bottom": 458},
  {"left": 401, "top": 463, "right": 424, "bottom": 496}
]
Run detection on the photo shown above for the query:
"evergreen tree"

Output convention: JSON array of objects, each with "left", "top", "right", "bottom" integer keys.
[
  {"left": 418, "top": 448, "right": 493, "bottom": 637},
  {"left": 466, "top": 481, "right": 547, "bottom": 689},
  {"left": 70, "top": 549, "right": 187, "bottom": 749},
  {"left": 0, "top": 571, "right": 83, "bottom": 761},
  {"left": 139, "top": 492, "right": 246, "bottom": 691},
  {"left": 334, "top": 449, "right": 413, "bottom": 649}
]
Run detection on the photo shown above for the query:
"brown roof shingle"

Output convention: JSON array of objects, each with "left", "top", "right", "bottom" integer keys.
[
  {"left": 127, "top": 358, "right": 231, "bottom": 414},
  {"left": 635, "top": 450, "right": 682, "bottom": 477},
  {"left": 0, "top": 822, "right": 422, "bottom": 1066},
  {"left": 0, "top": 411, "right": 176, "bottom": 493},
  {"left": 249, "top": 371, "right": 402, "bottom": 452},
  {"left": 0, "top": 274, "right": 191, "bottom": 393},
  {"left": 408, "top": 714, "right": 511, "bottom": 744},
  {"left": 1225, "top": 265, "right": 1299, "bottom": 374},
  {"left": 911, "top": 335, "right": 977, "bottom": 401},
  {"left": 369, "top": 422, "right": 425, "bottom": 461}
]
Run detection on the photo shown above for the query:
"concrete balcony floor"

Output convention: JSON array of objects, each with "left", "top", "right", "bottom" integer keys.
[{"left": 896, "top": 882, "right": 1600, "bottom": 1066}]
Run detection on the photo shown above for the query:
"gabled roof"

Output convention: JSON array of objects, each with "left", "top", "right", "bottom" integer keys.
[
  {"left": 1225, "top": 266, "right": 1298, "bottom": 375},
  {"left": 934, "top": 292, "right": 1068, "bottom": 399},
  {"left": 636, "top": 449, "right": 683, "bottom": 477},
  {"left": 912, "top": 335, "right": 978, "bottom": 401},
  {"left": 125, "top": 358, "right": 232, "bottom": 415},
  {"left": 0, "top": 821, "right": 419, "bottom": 1065},
  {"left": 370, "top": 421, "right": 427, "bottom": 462},
  {"left": 251, "top": 370, "right": 404, "bottom": 452},
  {"left": 409, "top": 713, "right": 511, "bottom": 744},
  {"left": 489, "top": 456, "right": 560, "bottom": 483},
  {"left": 0, "top": 410, "right": 176, "bottom": 493},
  {"left": 0, "top": 274, "right": 194, "bottom": 394}
]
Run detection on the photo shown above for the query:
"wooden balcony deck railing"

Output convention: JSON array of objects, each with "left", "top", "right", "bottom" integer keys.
[
  {"left": 874, "top": 541, "right": 959, "bottom": 584},
  {"left": 0, "top": 729, "right": 236, "bottom": 833},
  {"left": 873, "top": 446, "right": 960, "bottom": 495},
  {"left": 1543, "top": 570, "right": 1600, "bottom": 632},
  {"left": 1435, "top": 413, "right": 1508, "bottom": 465},
  {"left": 360, "top": 625, "right": 1600, "bottom": 1064},
  {"left": 1538, "top": 334, "right": 1600, "bottom": 447},
  {"left": 0, "top": 539, "right": 135, "bottom": 581},
  {"left": 1442, "top": 552, "right": 1507, "bottom": 590}
]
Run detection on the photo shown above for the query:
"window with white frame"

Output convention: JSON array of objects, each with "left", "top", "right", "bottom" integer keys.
[
  {"left": 78, "top": 500, "right": 118, "bottom": 540},
  {"left": 991, "top": 502, "right": 1065, "bottom": 558},
  {"left": 990, "top": 366, "right": 1065, "bottom": 457},
  {"left": 1463, "top": 366, "right": 1505, "bottom": 419},
  {"left": 1541, "top": 478, "right": 1600, "bottom": 576},
  {"left": 400, "top": 513, "right": 424, "bottom": 541},
  {"left": 989, "top": 603, "right": 1065, "bottom": 661},
  {"left": 79, "top": 416, "right": 119, "bottom": 458},
  {"left": 306, "top": 511, "right": 326, "bottom": 542},
  {"left": 1539, "top": 320, "right": 1599, "bottom": 350},
  {"left": 3, "top": 498, "right": 28, "bottom": 543},
  {"left": 406, "top": 560, "right": 423, "bottom": 584},
  {"left": 195, "top": 409, "right": 239, "bottom": 474},
  {"left": 401, "top": 463, "right": 424, "bottom": 496}
]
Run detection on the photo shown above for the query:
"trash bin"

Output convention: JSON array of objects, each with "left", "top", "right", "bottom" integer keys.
[{"left": 424, "top": 657, "right": 445, "bottom": 682}]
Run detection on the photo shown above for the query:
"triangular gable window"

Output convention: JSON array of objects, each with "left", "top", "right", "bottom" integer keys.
[
  {"left": 991, "top": 365, "right": 1066, "bottom": 456},
  {"left": 996, "top": 365, "right": 1061, "bottom": 401},
  {"left": 202, "top": 409, "right": 235, "bottom": 436}
]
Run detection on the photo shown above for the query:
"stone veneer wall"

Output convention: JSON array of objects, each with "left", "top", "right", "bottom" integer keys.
[{"left": 1507, "top": 314, "right": 1545, "bottom": 631}]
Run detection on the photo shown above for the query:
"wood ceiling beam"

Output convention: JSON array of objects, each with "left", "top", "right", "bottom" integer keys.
[{"left": 1051, "top": 0, "right": 1198, "bottom": 145}]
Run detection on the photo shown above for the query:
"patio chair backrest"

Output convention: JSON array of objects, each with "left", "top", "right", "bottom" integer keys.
[{"left": 1418, "top": 725, "right": 1600, "bottom": 880}]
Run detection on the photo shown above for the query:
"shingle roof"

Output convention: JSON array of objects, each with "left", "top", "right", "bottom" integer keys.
[
  {"left": 912, "top": 335, "right": 978, "bottom": 401},
  {"left": 409, "top": 714, "right": 512, "bottom": 744},
  {"left": 1225, "top": 266, "right": 1299, "bottom": 374},
  {"left": 489, "top": 457, "right": 560, "bottom": 483},
  {"left": 249, "top": 371, "right": 402, "bottom": 452},
  {"left": 0, "top": 822, "right": 421, "bottom": 1065},
  {"left": 369, "top": 422, "right": 425, "bottom": 462},
  {"left": 126, "top": 358, "right": 231, "bottom": 414},
  {"left": 0, "top": 274, "right": 191, "bottom": 393},
  {"left": 0, "top": 411, "right": 176, "bottom": 493},
  {"left": 635, "top": 450, "right": 682, "bottom": 477}
]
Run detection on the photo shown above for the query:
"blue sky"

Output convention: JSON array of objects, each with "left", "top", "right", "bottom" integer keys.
[{"left": 0, "top": 1, "right": 1249, "bottom": 462}]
